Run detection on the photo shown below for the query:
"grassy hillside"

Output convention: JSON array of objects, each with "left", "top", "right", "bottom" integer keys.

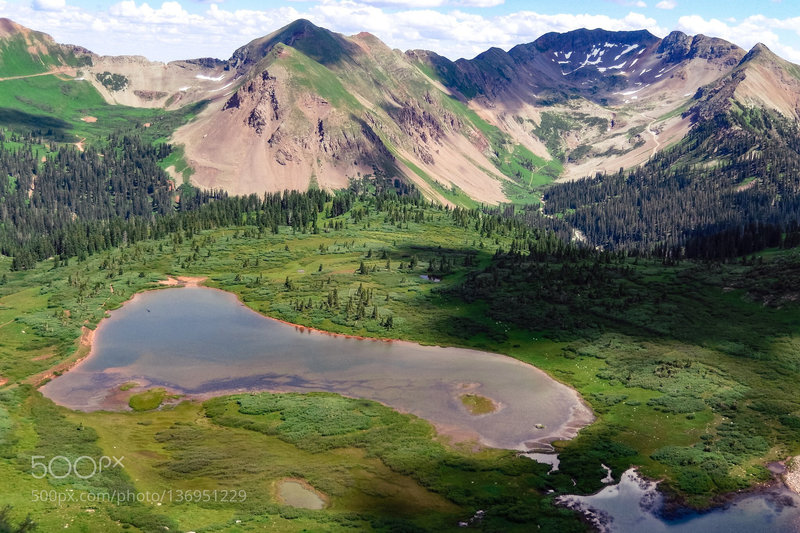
[
  {"left": 0, "top": 196, "right": 799, "bottom": 530},
  {"left": 278, "top": 46, "right": 362, "bottom": 110},
  {"left": 0, "top": 74, "right": 202, "bottom": 145},
  {"left": 261, "top": 33, "right": 559, "bottom": 207},
  {"left": 0, "top": 33, "right": 89, "bottom": 78}
]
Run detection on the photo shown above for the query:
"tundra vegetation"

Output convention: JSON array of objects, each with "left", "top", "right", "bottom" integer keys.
[
  {"left": 0, "top": 185, "right": 798, "bottom": 530},
  {"left": 0, "top": 59, "right": 799, "bottom": 531}
]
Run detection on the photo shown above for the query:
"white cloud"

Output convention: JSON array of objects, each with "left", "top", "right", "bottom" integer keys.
[
  {"left": 656, "top": 0, "right": 675, "bottom": 9},
  {"left": 108, "top": 1, "right": 193, "bottom": 23},
  {"left": 4, "top": 0, "right": 799, "bottom": 67},
  {"left": 310, "top": 0, "right": 503, "bottom": 7},
  {"left": 677, "top": 14, "right": 800, "bottom": 63},
  {"left": 32, "top": 0, "right": 66, "bottom": 11},
  {"left": 455, "top": 0, "right": 505, "bottom": 6},
  {"left": 343, "top": 0, "right": 447, "bottom": 7},
  {"left": 607, "top": 0, "right": 647, "bottom": 7},
  {"left": 0, "top": 2, "right": 664, "bottom": 62}
]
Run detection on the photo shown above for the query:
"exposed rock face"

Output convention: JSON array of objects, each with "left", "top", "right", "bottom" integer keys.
[
  {"left": 236, "top": 71, "right": 280, "bottom": 135},
  {"left": 6, "top": 17, "right": 800, "bottom": 205},
  {"left": 181, "top": 57, "right": 226, "bottom": 69},
  {"left": 413, "top": 27, "right": 743, "bottom": 106},
  {"left": 691, "top": 41, "right": 800, "bottom": 122},
  {"left": 133, "top": 90, "right": 168, "bottom": 101},
  {"left": 657, "top": 31, "right": 694, "bottom": 62}
]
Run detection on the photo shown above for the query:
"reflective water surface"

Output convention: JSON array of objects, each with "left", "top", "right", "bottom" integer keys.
[
  {"left": 558, "top": 468, "right": 800, "bottom": 533},
  {"left": 42, "top": 286, "right": 592, "bottom": 450}
]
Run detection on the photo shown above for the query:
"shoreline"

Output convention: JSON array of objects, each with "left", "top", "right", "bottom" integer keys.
[
  {"left": 558, "top": 465, "right": 800, "bottom": 532},
  {"left": 782, "top": 456, "right": 800, "bottom": 494},
  {"left": 28, "top": 325, "right": 96, "bottom": 387},
  {"left": 39, "top": 276, "right": 595, "bottom": 451},
  {"left": 657, "top": 462, "right": 800, "bottom": 520},
  {"left": 212, "top": 283, "right": 598, "bottom": 448}
]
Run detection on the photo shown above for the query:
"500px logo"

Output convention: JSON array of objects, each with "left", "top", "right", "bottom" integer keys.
[{"left": 30, "top": 455, "right": 125, "bottom": 479}]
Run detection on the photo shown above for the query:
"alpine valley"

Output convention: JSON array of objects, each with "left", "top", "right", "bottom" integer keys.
[{"left": 2, "top": 15, "right": 800, "bottom": 533}]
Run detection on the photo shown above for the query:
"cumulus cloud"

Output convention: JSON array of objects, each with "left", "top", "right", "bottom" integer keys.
[
  {"left": 4, "top": 0, "right": 799, "bottom": 66},
  {"left": 32, "top": 0, "right": 66, "bottom": 11},
  {"left": 656, "top": 0, "right": 675, "bottom": 9},
  {"left": 677, "top": 14, "right": 800, "bottom": 62},
  {"left": 3, "top": 1, "right": 659, "bottom": 61},
  {"left": 455, "top": 0, "right": 505, "bottom": 7},
  {"left": 308, "top": 0, "right": 502, "bottom": 7},
  {"left": 341, "top": 0, "right": 446, "bottom": 7}
]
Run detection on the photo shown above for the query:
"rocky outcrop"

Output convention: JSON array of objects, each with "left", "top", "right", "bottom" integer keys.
[{"left": 690, "top": 42, "right": 800, "bottom": 122}]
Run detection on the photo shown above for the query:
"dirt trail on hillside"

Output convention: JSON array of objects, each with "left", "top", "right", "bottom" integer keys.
[
  {"left": 0, "top": 66, "right": 74, "bottom": 82},
  {"left": 646, "top": 116, "right": 661, "bottom": 157}
]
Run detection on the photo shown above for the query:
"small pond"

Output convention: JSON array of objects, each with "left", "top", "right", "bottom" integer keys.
[{"left": 277, "top": 480, "right": 326, "bottom": 509}]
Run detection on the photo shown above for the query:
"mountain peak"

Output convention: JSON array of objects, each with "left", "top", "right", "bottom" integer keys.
[
  {"left": 0, "top": 18, "right": 25, "bottom": 38},
  {"left": 658, "top": 31, "right": 743, "bottom": 66},
  {"left": 687, "top": 34, "right": 744, "bottom": 65},
  {"left": 282, "top": 18, "right": 318, "bottom": 34},
  {"left": 531, "top": 27, "right": 659, "bottom": 53},
  {"left": 741, "top": 42, "right": 778, "bottom": 64},
  {"left": 0, "top": 18, "right": 50, "bottom": 41},
  {"left": 657, "top": 30, "right": 692, "bottom": 60},
  {"left": 229, "top": 18, "right": 360, "bottom": 72}
]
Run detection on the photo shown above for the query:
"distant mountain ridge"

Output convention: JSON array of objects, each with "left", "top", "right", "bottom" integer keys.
[{"left": 2, "top": 18, "right": 800, "bottom": 204}]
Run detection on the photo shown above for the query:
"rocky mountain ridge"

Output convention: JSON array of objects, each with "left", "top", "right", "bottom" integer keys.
[{"left": 2, "top": 18, "right": 799, "bottom": 204}]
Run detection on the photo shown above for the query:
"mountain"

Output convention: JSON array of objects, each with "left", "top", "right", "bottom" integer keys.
[
  {"left": 228, "top": 18, "right": 362, "bottom": 72},
  {"left": 692, "top": 42, "right": 800, "bottom": 121},
  {"left": 3, "top": 18, "right": 800, "bottom": 206},
  {"left": 410, "top": 28, "right": 746, "bottom": 181},
  {"left": 171, "top": 19, "right": 515, "bottom": 202},
  {"left": 0, "top": 18, "right": 91, "bottom": 77}
]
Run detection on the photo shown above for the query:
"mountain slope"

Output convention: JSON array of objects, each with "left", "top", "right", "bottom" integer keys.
[
  {"left": 692, "top": 42, "right": 800, "bottom": 121},
  {"left": 412, "top": 28, "right": 746, "bottom": 181},
  {"left": 228, "top": 19, "right": 361, "bottom": 72},
  {"left": 0, "top": 18, "right": 90, "bottom": 77},
  {"left": 172, "top": 21, "right": 521, "bottom": 203},
  {"left": 6, "top": 18, "right": 800, "bottom": 209}
]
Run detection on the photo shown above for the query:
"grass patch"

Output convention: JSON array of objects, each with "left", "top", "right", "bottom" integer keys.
[
  {"left": 279, "top": 46, "right": 361, "bottom": 110},
  {"left": 459, "top": 394, "right": 497, "bottom": 415},
  {"left": 128, "top": 388, "right": 166, "bottom": 411}
]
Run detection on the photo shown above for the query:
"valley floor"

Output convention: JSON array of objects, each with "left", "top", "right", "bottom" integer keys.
[{"left": 1, "top": 202, "right": 799, "bottom": 531}]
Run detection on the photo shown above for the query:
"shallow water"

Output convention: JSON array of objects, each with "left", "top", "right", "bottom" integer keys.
[
  {"left": 559, "top": 468, "right": 800, "bottom": 532},
  {"left": 41, "top": 286, "right": 591, "bottom": 450},
  {"left": 521, "top": 452, "right": 560, "bottom": 473},
  {"left": 277, "top": 480, "right": 325, "bottom": 509}
]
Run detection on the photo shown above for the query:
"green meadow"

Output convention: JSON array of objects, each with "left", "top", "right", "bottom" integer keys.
[
  {"left": 0, "top": 74, "right": 201, "bottom": 146},
  {"left": 0, "top": 196, "right": 799, "bottom": 530}
]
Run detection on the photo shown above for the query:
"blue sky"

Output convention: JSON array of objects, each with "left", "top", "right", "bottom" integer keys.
[{"left": 3, "top": 0, "right": 800, "bottom": 63}]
